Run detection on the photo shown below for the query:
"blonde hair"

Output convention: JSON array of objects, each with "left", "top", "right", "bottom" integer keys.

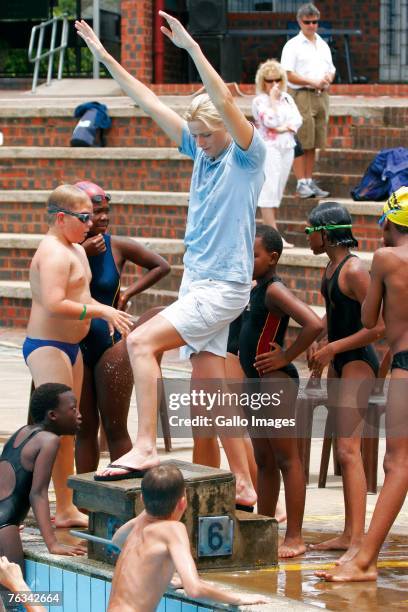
[
  {"left": 47, "top": 184, "right": 90, "bottom": 224},
  {"left": 254, "top": 59, "right": 288, "bottom": 94},
  {"left": 184, "top": 93, "right": 224, "bottom": 131}
]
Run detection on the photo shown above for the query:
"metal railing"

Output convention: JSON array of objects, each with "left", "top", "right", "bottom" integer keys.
[{"left": 28, "top": 15, "right": 69, "bottom": 93}]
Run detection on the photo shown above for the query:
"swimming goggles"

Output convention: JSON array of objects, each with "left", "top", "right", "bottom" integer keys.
[
  {"left": 48, "top": 205, "right": 93, "bottom": 223},
  {"left": 91, "top": 193, "right": 111, "bottom": 204},
  {"left": 304, "top": 224, "right": 352, "bottom": 235}
]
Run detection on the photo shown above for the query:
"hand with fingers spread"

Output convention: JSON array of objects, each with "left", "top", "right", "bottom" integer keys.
[
  {"left": 159, "top": 10, "right": 197, "bottom": 51},
  {"left": 98, "top": 305, "right": 134, "bottom": 337},
  {"left": 254, "top": 341, "right": 289, "bottom": 375},
  {"left": 75, "top": 19, "right": 108, "bottom": 62},
  {"left": 82, "top": 233, "right": 106, "bottom": 256}
]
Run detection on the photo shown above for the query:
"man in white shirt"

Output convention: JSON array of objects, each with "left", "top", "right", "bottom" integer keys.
[{"left": 281, "top": 3, "right": 335, "bottom": 198}]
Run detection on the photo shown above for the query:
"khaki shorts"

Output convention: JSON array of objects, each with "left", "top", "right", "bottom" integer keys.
[{"left": 289, "top": 89, "right": 329, "bottom": 150}]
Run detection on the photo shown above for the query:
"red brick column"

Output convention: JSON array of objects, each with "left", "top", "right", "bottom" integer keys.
[{"left": 121, "top": 0, "right": 153, "bottom": 82}]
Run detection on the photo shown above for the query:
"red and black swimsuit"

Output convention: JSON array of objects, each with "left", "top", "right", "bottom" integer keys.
[{"left": 228, "top": 275, "right": 299, "bottom": 381}]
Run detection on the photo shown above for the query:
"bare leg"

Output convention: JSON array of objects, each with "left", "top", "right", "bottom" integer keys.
[
  {"left": 27, "top": 347, "right": 88, "bottom": 528},
  {"left": 311, "top": 362, "right": 374, "bottom": 562},
  {"left": 0, "top": 526, "right": 23, "bottom": 571},
  {"left": 76, "top": 364, "right": 99, "bottom": 473},
  {"left": 304, "top": 149, "right": 316, "bottom": 179},
  {"left": 95, "top": 339, "right": 133, "bottom": 462},
  {"left": 292, "top": 155, "right": 306, "bottom": 181},
  {"left": 191, "top": 351, "right": 257, "bottom": 507},
  {"left": 265, "top": 372, "right": 305, "bottom": 557},
  {"left": 192, "top": 437, "right": 221, "bottom": 468},
  {"left": 96, "top": 314, "right": 185, "bottom": 476},
  {"left": 260, "top": 208, "right": 277, "bottom": 230},
  {"left": 316, "top": 368, "right": 408, "bottom": 582},
  {"left": 260, "top": 208, "right": 294, "bottom": 248}
]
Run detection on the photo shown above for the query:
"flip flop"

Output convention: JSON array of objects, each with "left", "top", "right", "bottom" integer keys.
[
  {"left": 235, "top": 503, "right": 254, "bottom": 513},
  {"left": 94, "top": 464, "right": 148, "bottom": 482}
]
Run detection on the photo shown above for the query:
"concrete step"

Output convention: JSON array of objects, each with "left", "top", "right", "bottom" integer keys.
[
  {"left": 0, "top": 192, "right": 384, "bottom": 251},
  {"left": 0, "top": 233, "right": 373, "bottom": 308},
  {"left": 0, "top": 95, "right": 397, "bottom": 150},
  {"left": 0, "top": 277, "right": 326, "bottom": 329},
  {"left": 0, "top": 145, "right": 369, "bottom": 194}
]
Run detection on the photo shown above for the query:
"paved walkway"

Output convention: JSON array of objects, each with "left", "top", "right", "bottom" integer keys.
[{"left": 1, "top": 330, "right": 408, "bottom": 610}]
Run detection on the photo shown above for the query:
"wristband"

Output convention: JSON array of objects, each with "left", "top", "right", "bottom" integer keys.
[{"left": 79, "top": 304, "right": 87, "bottom": 320}]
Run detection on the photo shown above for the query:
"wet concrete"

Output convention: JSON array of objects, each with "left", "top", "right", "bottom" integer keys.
[
  {"left": 205, "top": 533, "right": 408, "bottom": 610},
  {"left": 3, "top": 337, "right": 408, "bottom": 610}
]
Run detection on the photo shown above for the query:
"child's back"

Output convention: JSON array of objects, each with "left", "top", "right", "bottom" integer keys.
[
  {"left": 110, "top": 516, "right": 183, "bottom": 612},
  {"left": 0, "top": 426, "right": 54, "bottom": 530}
]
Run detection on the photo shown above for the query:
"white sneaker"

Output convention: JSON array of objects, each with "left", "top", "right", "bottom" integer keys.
[
  {"left": 309, "top": 180, "right": 330, "bottom": 198},
  {"left": 296, "top": 181, "right": 315, "bottom": 198}
]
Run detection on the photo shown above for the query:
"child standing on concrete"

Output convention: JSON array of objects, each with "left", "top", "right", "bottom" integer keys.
[
  {"left": 228, "top": 225, "right": 323, "bottom": 557},
  {"left": 306, "top": 201, "right": 384, "bottom": 565},
  {"left": 316, "top": 188, "right": 408, "bottom": 581}
]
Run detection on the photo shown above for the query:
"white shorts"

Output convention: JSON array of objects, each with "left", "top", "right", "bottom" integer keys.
[
  {"left": 160, "top": 270, "right": 251, "bottom": 360},
  {"left": 258, "top": 146, "right": 294, "bottom": 209}
]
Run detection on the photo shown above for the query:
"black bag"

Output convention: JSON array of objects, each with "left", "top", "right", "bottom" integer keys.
[
  {"left": 294, "top": 135, "right": 304, "bottom": 158},
  {"left": 71, "top": 101, "right": 112, "bottom": 147}
]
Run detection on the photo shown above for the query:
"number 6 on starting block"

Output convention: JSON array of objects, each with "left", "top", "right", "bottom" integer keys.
[{"left": 197, "top": 516, "right": 234, "bottom": 557}]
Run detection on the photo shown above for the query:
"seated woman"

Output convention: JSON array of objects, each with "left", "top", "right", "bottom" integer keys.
[{"left": 75, "top": 181, "right": 170, "bottom": 473}]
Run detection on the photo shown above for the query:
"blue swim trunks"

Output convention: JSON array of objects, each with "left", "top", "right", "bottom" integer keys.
[{"left": 22, "top": 337, "right": 80, "bottom": 366}]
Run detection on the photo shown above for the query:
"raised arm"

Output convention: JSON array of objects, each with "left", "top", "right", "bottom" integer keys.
[
  {"left": 75, "top": 20, "right": 183, "bottom": 145},
  {"left": 159, "top": 11, "right": 253, "bottom": 150}
]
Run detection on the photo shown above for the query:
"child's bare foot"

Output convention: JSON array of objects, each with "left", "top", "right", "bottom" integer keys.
[
  {"left": 309, "top": 534, "right": 350, "bottom": 551},
  {"left": 315, "top": 558, "right": 378, "bottom": 582},
  {"left": 54, "top": 508, "right": 88, "bottom": 528},
  {"left": 279, "top": 537, "right": 306, "bottom": 558},
  {"left": 335, "top": 543, "right": 361, "bottom": 565},
  {"left": 235, "top": 476, "right": 257, "bottom": 509}
]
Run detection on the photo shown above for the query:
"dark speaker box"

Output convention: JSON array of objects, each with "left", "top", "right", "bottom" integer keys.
[
  {"left": 188, "top": 35, "right": 242, "bottom": 83},
  {"left": 187, "top": 0, "right": 228, "bottom": 35}
]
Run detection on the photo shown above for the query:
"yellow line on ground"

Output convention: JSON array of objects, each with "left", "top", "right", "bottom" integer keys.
[{"left": 262, "top": 559, "right": 408, "bottom": 572}]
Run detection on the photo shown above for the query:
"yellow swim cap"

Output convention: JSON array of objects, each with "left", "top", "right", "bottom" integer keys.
[{"left": 382, "top": 187, "right": 408, "bottom": 227}]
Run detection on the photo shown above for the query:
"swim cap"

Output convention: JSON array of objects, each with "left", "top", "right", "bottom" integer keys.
[
  {"left": 381, "top": 187, "right": 408, "bottom": 227},
  {"left": 75, "top": 181, "right": 111, "bottom": 201}
]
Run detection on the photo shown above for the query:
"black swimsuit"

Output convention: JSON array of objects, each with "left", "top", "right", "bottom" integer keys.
[
  {"left": 0, "top": 427, "right": 42, "bottom": 528},
  {"left": 228, "top": 275, "right": 299, "bottom": 381},
  {"left": 321, "top": 254, "right": 379, "bottom": 377},
  {"left": 391, "top": 351, "right": 408, "bottom": 371}
]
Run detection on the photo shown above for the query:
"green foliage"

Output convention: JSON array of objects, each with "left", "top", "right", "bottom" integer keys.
[{"left": 54, "top": 0, "right": 77, "bottom": 17}]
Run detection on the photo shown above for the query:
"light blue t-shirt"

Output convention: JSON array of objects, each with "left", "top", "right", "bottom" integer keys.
[{"left": 179, "top": 124, "right": 266, "bottom": 284}]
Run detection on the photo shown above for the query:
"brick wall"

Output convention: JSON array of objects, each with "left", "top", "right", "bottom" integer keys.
[
  {"left": 121, "top": 0, "right": 153, "bottom": 81},
  {"left": 121, "top": 1, "right": 381, "bottom": 84}
]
